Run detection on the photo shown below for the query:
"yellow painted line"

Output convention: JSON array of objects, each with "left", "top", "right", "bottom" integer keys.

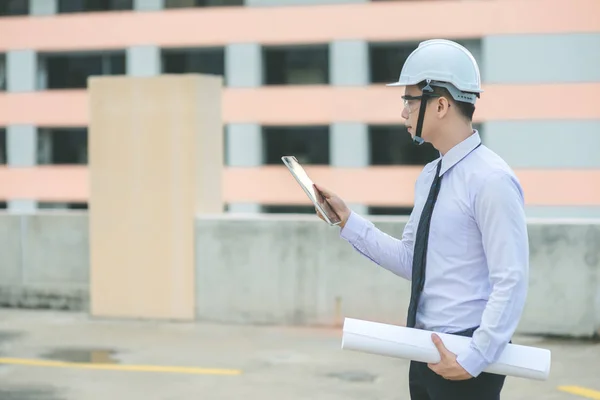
[
  {"left": 0, "top": 357, "right": 242, "bottom": 376},
  {"left": 558, "top": 386, "right": 600, "bottom": 400}
]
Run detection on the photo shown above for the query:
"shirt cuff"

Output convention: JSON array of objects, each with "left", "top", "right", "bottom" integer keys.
[
  {"left": 456, "top": 344, "right": 489, "bottom": 378},
  {"left": 339, "top": 211, "right": 369, "bottom": 244}
]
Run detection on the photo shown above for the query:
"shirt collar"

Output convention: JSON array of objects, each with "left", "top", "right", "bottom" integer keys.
[{"left": 439, "top": 130, "right": 482, "bottom": 176}]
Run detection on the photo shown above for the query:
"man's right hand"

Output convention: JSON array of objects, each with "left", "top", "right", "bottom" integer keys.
[{"left": 313, "top": 184, "right": 351, "bottom": 229}]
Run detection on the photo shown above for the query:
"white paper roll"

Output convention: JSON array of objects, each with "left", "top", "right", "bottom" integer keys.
[{"left": 341, "top": 318, "right": 551, "bottom": 381}]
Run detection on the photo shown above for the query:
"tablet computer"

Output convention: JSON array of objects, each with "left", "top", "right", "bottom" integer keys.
[{"left": 281, "top": 156, "right": 342, "bottom": 226}]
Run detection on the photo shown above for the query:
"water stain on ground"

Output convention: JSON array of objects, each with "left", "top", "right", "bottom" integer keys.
[
  {"left": 40, "top": 347, "right": 119, "bottom": 364},
  {"left": 326, "top": 370, "right": 378, "bottom": 383},
  {"left": 0, "top": 330, "right": 24, "bottom": 358},
  {"left": 0, "top": 385, "right": 63, "bottom": 400},
  {"left": 0, "top": 331, "right": 23, "bottom": 343}
]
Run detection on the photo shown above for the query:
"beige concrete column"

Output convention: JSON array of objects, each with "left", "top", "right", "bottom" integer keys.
[{"left": 88, "top": 74, "right": 223, "bottom": 320}]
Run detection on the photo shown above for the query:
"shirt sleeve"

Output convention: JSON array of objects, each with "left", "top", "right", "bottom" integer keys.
[
  {"left": 456, "top": 171, "right": 530, "bottom": 377},
  {"left": 338, "top": 210, "right": 416, "bottom": 281}
]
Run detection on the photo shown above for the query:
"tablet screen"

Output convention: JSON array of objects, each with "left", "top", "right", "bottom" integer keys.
[{"left": 281, "top": 156, "right": 341, "bottom": 225}]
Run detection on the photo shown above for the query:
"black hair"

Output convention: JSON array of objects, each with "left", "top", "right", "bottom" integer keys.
[{"left": 417, "top": 81, "right": 476, "bottom": 122}]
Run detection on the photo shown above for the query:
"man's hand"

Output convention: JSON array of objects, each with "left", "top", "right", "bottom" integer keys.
[
  {"left": 313, "top": 184, "right": 351, "bottom": 228},
  {"left": 428, "top": 333, "right": 473, "bottom": 381}
]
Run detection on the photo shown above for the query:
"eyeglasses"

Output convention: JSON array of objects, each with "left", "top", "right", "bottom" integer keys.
[{"left": 401, "top": 94, "right": 442, "bottom": 114}]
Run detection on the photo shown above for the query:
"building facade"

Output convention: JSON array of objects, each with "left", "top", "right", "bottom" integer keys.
[{"left": 0, "top": 0, "right": 599, "bottom": 217}]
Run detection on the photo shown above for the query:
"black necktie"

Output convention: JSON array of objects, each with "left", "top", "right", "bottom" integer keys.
[{"left": 406, "top": 159, "right": 443, "bottom": 328}]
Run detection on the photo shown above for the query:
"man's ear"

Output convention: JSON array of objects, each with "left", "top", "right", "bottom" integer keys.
[{"left": 437, "top": 97, "right": 451, "bottom": 118}]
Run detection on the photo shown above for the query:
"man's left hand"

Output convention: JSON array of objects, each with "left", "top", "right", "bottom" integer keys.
[{"left": 427, "top": 333, "right": 473, "bottom": 381}]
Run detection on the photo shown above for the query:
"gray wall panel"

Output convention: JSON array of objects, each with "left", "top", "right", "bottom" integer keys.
[
  {"left": 126, "top": 46, "right": 160, "bottom": 77},
  {"left": 330, "top": 40, "right": 369, "bottom": 86},
  {"left": 484, "top": 120, "right": 600, "bottom": 168},
  {"left": 225, "top": 44, "right": 262, "bottom": 88},
  {"left": 30, "top": 0, "right": 57, "bottom": 15},
  {"left": 134, "top": 0, "right": 164, "bottom": 11},
  {"left": 483, "top": 33, "right": 600, "bottom": 83}
]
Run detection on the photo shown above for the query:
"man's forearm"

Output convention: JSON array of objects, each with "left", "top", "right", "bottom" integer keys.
[
  {"left": 339, "top": 211, "right": 414, "bottom": 280},
  {"left": 456, "top": 269, "right": 528, "bottom": 377}
]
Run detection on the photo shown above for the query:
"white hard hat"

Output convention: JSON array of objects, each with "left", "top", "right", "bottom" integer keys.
[{"left": 387, "top": 39, "right": 483, "bottom": 104}]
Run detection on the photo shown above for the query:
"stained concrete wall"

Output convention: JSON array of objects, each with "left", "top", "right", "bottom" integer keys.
[
  {"left": 0, "top": 213, "right": 89, "bottom": 311},
  {"left": 194, "top": 215, "right": 600, "bottom": 338},
  {"left": 523, "top": 221, "right": 600, "bottom": 336},
  {"left": 0, "top": 213, "right": 599, "bottom": 338},
  {"left": 194, "top": 215, "right": 408, "bottom": 327}
]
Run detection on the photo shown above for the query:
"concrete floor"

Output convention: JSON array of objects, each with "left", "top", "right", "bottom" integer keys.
[{"left": 0, "top": 309, "right": 598, "bottom": 400}]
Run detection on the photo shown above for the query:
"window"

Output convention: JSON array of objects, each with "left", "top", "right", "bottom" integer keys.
[
  {"left": 262, "top": 205, "right": 315, "bottom": 214},
  {"left": 0, "top": 0, "right": 29, "bottom": 16},
  {"left": 42, "top": 52, "right": 125, "bottom": 89},
  {"left": 37, "top": 128, "right": 87, "bottom": 165},
  {"left": 368, "top": 206, "right": 413, "bottom": 216},
  {"left": 35, "top": 127, "right": 86, "bottom": 208},
  {"left": 165, "top": 0, "right": 243, "bottom": 8},
  {"left": 58, "top": 0, "right": 133, "bottom": 13},
  {"left": 369, "top": 125, "right": 439, "bottom": 166},
  {"left": 264, "top": 46, "right": 329, "bottom": 85},
  {"left": 262, "top": 126, "right": 329, "bottom": 214},
  {"left": 39, "top": 202, "right": 88, "bottom": 210},
  {"left": 263, "top": 126, "right": 329, "bottom": 165},
  {"left": 162, "top": 48, "right": 225, "bottom": 77},
  {"left": 369, "top": 42, "right": 418, "bottom": 84},
  {"left": 0, "top": 54, "right": 5, "bottom": 91},
  {"left": 0, "top": 128, "right": 6, "bottom": 164}
]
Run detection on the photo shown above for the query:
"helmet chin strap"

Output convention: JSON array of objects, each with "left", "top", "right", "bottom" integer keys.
[{"left": 413, "top": 80, "right": 435, "bottom": 145}]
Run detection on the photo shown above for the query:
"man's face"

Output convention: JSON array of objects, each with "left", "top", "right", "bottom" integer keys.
[{"left": 401, "top": 84, "right": 439, "bottom": 143}]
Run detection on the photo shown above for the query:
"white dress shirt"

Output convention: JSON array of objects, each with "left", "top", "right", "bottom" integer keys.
[{"left": 339, "top": 130, "right": 529, "bottom": 378}]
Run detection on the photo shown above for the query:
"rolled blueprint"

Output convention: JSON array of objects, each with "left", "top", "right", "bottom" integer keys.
[{"left": 341, "top": 318, "right": 551, "bottom": 381}]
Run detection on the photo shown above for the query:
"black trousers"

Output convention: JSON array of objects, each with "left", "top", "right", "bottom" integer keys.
[{"left": 408, "top": 327, "right": 507, "bottom": 400}]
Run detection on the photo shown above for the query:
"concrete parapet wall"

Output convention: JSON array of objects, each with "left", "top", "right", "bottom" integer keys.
[
  {"left": 0, "top": 213, "right": 89, "bottom": 311},
  {"left": 195, "top": 215, "right": 600, "bottom": 338},
  {"left": 521, "top": 221, "right": 600, "bottom": 337},
  {"left": 195, "top": 215, "right": 409, "bottom": 327},
  {"left": 0, "top": 213, "right": 599, "bottom": 337}
]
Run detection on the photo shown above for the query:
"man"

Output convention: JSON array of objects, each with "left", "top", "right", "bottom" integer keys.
[{"left": 315, "top": 39, "right": 529, "bottom": 399}]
